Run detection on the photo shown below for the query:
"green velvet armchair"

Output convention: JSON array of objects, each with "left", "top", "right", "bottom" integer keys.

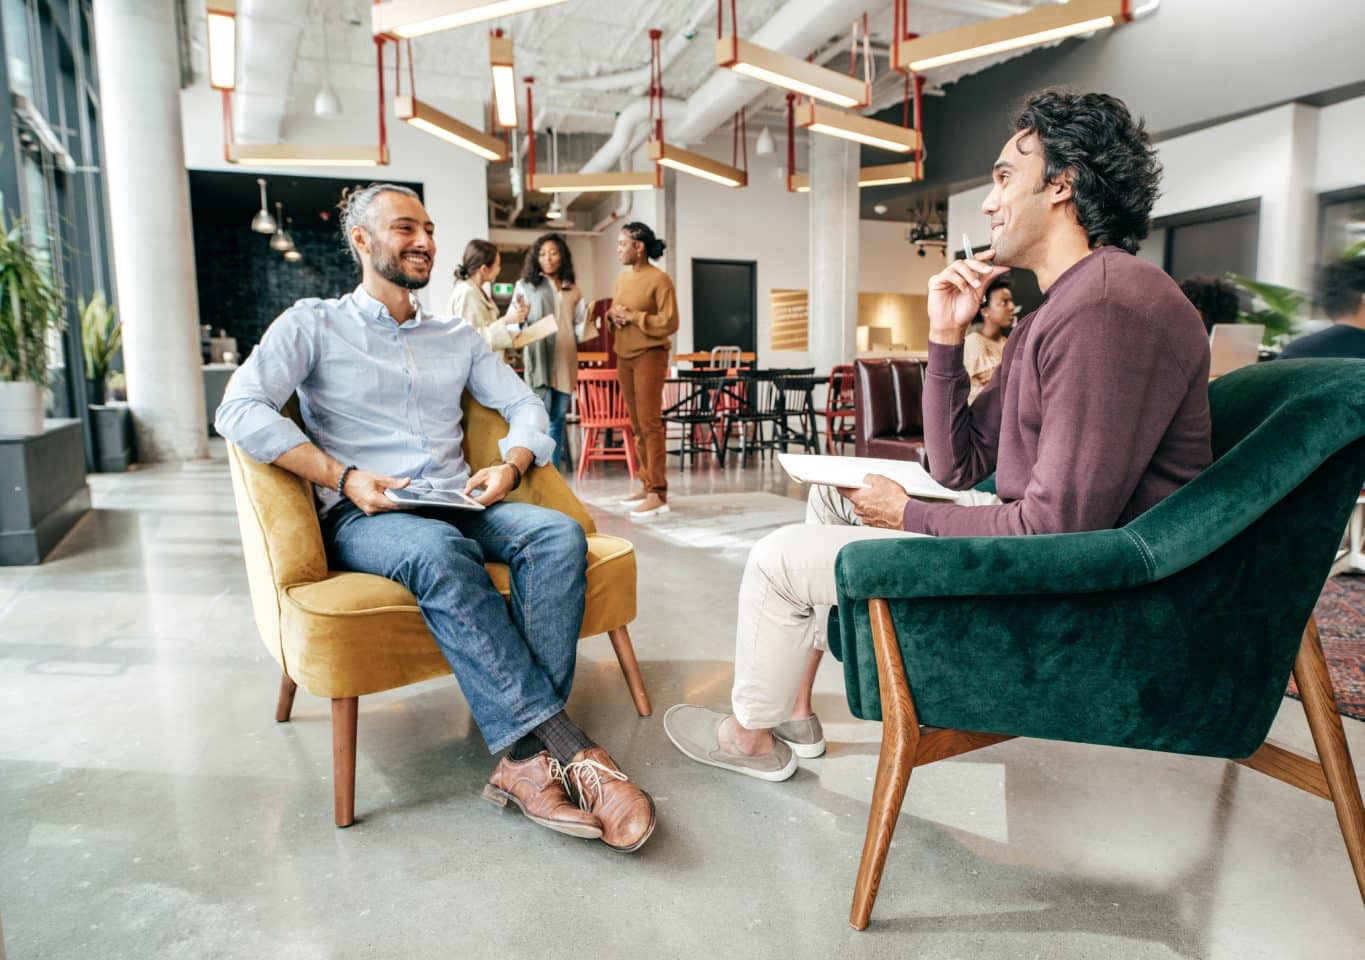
[{"left": 828, "top": 358, "right": 1365, "bottom": 929}]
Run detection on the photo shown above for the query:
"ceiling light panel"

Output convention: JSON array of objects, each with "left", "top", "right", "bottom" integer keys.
[
  {"left": 895, "top": 0, "right": 1129, "bottom": 73},
  {"left": 395, "top": 94, "right": 508, "bottom": 161},
  {"left": 489, "top": 34, "right": 517, "bottom": 129},
  {"left": 796, "top": 102, "right": 919, "bottom": 154},
  {"left": 716, "top": 36, "right": 867, "bottom": 109},
  {"left": 227, "top": 144, "right": 387, "bottom": 166},
  {"left": 206, "top": 1, "right": 236, "bottom": 91},
  {"left": 372, "top": 0, "right": 570, "bottom": 40},
  {"left": 648, "top": 140, "right": 746, "bottom": 188},
  {"left": 533, "top": 172, "right": 656, "bottom": 193}
]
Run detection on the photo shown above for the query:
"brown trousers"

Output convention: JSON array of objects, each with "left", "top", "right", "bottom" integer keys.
[{"left": 617, "top": 348, "right": 669, "bottom": 498}]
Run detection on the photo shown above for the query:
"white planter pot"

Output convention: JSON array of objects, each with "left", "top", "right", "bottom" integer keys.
[{"left": 0, "top": 380, "right": 43, "bottom": 437}]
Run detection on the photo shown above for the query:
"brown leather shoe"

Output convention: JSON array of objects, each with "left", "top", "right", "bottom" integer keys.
[
  {"left": 565, "top": 747, "right": 656, "bottom": 852},
  {"left": 483, "top": 751, "right": 603, "bottom": 839}
]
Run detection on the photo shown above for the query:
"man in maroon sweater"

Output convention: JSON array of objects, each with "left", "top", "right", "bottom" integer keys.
[{"left": 666, "top": 91, "right": 1212, "bottom": 782}]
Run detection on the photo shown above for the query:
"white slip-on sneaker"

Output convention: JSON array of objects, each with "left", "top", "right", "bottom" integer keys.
[
  {"left": 773, "top": 714, "right": 826, "bottom": 759},
  {"left": 663, "top": 704, "right": 797, "bottom": 782},
  {"left": 629, "top": 494, "right": 670, "bottom": 518}
]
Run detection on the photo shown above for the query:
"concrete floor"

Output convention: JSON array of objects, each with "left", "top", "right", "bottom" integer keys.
[{"left": 2, "top": 445, "right": 1363, "bottom": 959}]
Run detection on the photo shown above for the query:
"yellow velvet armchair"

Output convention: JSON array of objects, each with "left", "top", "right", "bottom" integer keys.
[{"left": 226, "top": 396, "right": 651, "bottom": 827}]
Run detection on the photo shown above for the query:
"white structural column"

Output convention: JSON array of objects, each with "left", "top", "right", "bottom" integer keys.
[
  {"left": 808, "top": 136, "right": 859, "bottom": 374},
  {"left": 93, "top": 0, "right": 207, "bottom": 461}
]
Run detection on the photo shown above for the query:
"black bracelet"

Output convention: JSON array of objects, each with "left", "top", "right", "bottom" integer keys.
[
  {"left": 337, "top": 464, "right": 358, "bottom": 500},
  {"left": 501, "top": 460, "right": 523, "bottom": 491}
]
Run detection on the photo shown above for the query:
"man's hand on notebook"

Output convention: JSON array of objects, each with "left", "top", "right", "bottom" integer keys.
[{"left": 839, "top": 475, "right": 911, "bottom": 530}]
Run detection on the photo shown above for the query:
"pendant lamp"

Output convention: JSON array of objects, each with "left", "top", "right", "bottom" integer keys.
[{"left": 250, "top": 178, "right": 277, "bottom": 234}]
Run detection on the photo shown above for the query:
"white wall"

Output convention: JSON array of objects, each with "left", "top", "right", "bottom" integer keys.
[
  {"left": 1315, "top": 96, "right": 1365, "bottom": 194},
  {"left": 859, "top": 220, "right": 941, "bottom": 295},
  {"left": 180, "top": 79, "right": 489, "bottom": 311},
  {"left": 947, "top": 96, "right": 1365, "bottom": 293},
  {"left": 670, "top": 142, "right": 808, "bottom": 365},
  {"left": 664, "top": 136, "right": 941, "bottom": 367}
]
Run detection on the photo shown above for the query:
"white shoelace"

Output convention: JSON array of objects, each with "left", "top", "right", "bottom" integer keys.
[{"left": 563, "top": 757, "right": 628, "bottom": 811}]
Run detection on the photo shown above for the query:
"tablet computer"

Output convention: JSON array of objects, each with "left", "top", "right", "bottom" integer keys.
[{"left": 384, "top": 488, "right": 486, "bottom": 511}]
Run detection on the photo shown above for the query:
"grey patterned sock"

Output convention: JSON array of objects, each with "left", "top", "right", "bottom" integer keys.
[{"left": 532, "top": 711, "right": 595, "bottom": 765}]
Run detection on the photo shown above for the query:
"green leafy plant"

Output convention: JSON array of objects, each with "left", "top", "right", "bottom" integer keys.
[
  {"left": 0, "top": 217, "right": 66, "bottom": 385},
  {"left": 1225, "top": 273, "right": 1306, "bottom": 347},
  {"left": 1344, "top": 238, "right": 1365, "bottom": 260},
  {"left": 80, "top": 291, "right": 120, "bottom": 386}
]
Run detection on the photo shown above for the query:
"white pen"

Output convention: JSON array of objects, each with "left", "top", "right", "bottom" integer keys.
[{"left": 962, "top": 233, "right": 975, "bottom": 261}]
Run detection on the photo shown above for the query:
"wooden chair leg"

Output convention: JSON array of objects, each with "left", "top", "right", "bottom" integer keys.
[
  {"left": 332, "top": 697, "right": 358, "bottom": 828},
  {"left": 850, "top": 598, "right": 922, "bottom": 931},
  {"left": 607, "top": 626, "right": 652, "bottom": 717},
  {"left": 275, "top": 672, "right": 297, "bottom": 723},
  {"left": 1293, "top": 616, "right": 1365, "bottom": 904}
]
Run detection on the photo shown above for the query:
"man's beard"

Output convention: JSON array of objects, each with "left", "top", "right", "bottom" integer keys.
[{"left": 374, "top": 249, "right": 431, "bottom": 290}]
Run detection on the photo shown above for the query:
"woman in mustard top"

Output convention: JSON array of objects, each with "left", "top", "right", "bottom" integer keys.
[{"left": 609, "top": 222, "right": 679, "bottom": 518}]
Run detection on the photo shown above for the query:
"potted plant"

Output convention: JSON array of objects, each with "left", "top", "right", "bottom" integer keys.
[
  {"left": 1225, "top": 273, "right": 1306, "bottom": 348},
  {"left": 0, "top": 217, "right": 65, "bottom": 436},
  {"left": 80, "top": 291, "right": 119, "bottom": 405}
]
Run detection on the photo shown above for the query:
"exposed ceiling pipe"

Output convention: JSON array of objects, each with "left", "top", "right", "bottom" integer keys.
[
  {"left": 560, "top": 0, "right": 714, "bottom": 94},
  {"left": 562, "top": 0, "right": 873, "bottom": 202},
  {"left": 671, "top": 0, "right": 878, "bottom": 144},
  {"left": 549, "top": 96, "right": 686, "bottom": 209}
]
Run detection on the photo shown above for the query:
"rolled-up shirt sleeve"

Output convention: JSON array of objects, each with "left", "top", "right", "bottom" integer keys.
[
  {"left": 463, "top": 334, "right": 555, "bottom": 466},
  {"left": 213, "top": 308, "right": 315, "bottom": 463}
]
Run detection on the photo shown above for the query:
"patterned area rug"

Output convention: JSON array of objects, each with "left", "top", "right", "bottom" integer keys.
[{"left": 1287, "top": 574, "right": 1365, "bottom": 722}]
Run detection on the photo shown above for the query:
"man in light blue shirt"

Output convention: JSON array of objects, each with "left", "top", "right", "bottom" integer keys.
[{"left": 215, "top": 184, "right": 654, "bottom": 852}]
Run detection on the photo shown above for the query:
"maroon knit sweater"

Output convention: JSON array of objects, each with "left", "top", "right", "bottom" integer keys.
[{"left": 902, "top": 246, "right": 1212, "bottom": 537}]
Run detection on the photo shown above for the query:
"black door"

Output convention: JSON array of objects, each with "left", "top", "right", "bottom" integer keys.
[{"left": 692, "top": 258, "right": 756, "bottom": 356}]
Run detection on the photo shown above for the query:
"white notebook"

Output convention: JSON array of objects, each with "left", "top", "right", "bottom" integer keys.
[{"left": 777, "top": 453, "right": 959, "bottom": 502}]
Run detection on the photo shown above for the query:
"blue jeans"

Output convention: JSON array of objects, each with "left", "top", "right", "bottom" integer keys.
[
  {"left": 321, "top": 500, "right": 588, "bottom": 753},
  {"left": 540, "top": 387, "right": 573, "bottom": 471}
]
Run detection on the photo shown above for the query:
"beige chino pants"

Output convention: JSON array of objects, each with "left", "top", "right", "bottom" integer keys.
[{"left": 730, "top": 484, "right": 998, "bottom": 729}]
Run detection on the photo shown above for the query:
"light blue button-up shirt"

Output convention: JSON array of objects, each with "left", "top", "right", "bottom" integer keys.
[{"left": 215, "top": 285, "right": 554, "bottom": 514}]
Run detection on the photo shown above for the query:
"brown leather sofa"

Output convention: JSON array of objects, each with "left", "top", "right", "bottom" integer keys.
[{"left": 853, "top": 358, "right": 927, "bottom": 464}]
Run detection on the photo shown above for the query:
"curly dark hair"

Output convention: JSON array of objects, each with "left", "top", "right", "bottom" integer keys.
[
  {"left": 1012, "top": 90, "right": 1162, "bottom": 254},
  {"left": 1179, "top": 275, "right": 1240, "bottom": 333},
  {"left": 520, "top": 232, "right": 576, "bottom": 287},
  {"left": 1317, "top": 257, "right": 1365, "bottom": 319},
  {"left": 622, "top": 221, "right": 666, "bottom": 261}
]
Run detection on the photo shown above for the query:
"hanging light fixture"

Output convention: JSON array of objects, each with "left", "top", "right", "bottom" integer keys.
[
  {"left": 716, "top": 36, "right": 867, "bottom": 108},
  {"left": 270, "top": 203, "right": 295, "bottom": 252},
  {"left": 314, "top": 9, "right": 342, "bottom": 117},
  {"left": 396, "top": 94, "right": 508, "bottom": 161},
  {"left": 229, "top": 144, "right": 386, "bottom": 166},
  {"left": 894, "top": 0, "right": 1134, "bottom": 73},
  {"left": 649, "top": 141, "right": 748, "bottom": 188},
  {"left": 714, "top": 3, "right": 870, "bottom": 108},
  {"left": 489, "top": 32, "right": 517, "bottom": 129},
  {"left": 754, "top": 126, "right": 775, "bottom": 157},
  {"left": 206, "top": 1, "right": 237, "bottom": 91},
  {"left": 372, "top": 0, "right": 570, "bottom": 40},
  {"left": 855, "top": 162, "right": 919, "bottom": 188},
  {"left": 795, "top": 101, "right": 919, "bottom": 154},
  {"left": 250, "top": 178, "right": 277, "bottom": 233},
  {"left": 544, "top": 129, "right": 563, "bottom": 219},
  {"left": 648, "top": 109, "right": 749, "bottom": 189},
  {"left": 523, "top": 73, "right": 655, "bottom": 194},
  {"left": 284, "top": 249, "right": 304, "bottom": 263}
]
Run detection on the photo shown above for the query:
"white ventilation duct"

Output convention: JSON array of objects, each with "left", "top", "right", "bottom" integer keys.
[
  {"left": 232, "top": 0, "right": 309, "bottom": 143},
  {"left": 560, "top": 0, "right": 714, "bottom": 94},
  {"left": 570, "top": 0, "right": 874, "bottom": 183}
]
